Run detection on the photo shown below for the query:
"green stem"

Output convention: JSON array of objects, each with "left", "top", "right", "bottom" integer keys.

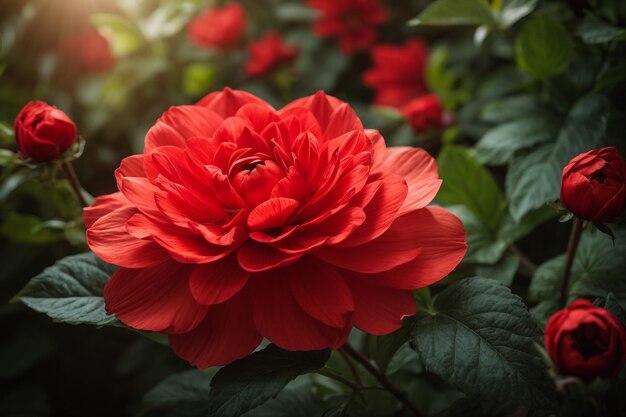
[
  {"left": 61, "top": 161, "right": 88, "bottom": 207},
  {"left": 509, "top": 244, "right": 537, "bottom": 278},
  {"left": 560, "top": 217, "right": 584, "bottom": 306},
  {"left": 341, "top": 344, "right": 424, "bottom": 417}
]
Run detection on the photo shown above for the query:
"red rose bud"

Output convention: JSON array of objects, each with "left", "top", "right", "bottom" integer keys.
[
  {"left": 245, "top": 32, "right": 298, "bottom": 77},
  {"left": 59, "top": 30, "right": 116, "bottom": 74},
  {"left": 308, "top": 0, "right": 388, "bottom": 55},
  {"left": 14, "top": 101, "right": 77, "bottom": 162},
  {"left": 545, "top": 299, "right": 626, "bottom": 380},
  {"left": 560, "top": 147, "right": 626, "bottom": 222},
  {"left": 401, "top": 95, "right": 444, "bottom": 133},
  {"left": 187, "top": 3, "right": 247, "bottom": 50},
  {"left": 362, "top": 39, "right": 429, "bottom": 109}
]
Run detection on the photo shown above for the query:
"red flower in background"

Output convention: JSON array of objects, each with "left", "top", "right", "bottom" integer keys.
[
  {"left": 245, "top": 32, "right": 298, "bottom": 77},
  {"left": 309, "top": 0, "right": 388, "bottom": 54},
  {"left": 14, "top": 101, "right": 77, "bottom": 162},
  {"left": 59, "top": 30, "right": 115, "bottom": 74},
  {"left": 402, "top": 95, "right": 444, "bottom": 133},
  {"left": 545, "top": 299, "right": 626, "bottom": 380},
  {"left": 187, "top": 3, "right": 247, "bottom": 50},
  {"left": 560, "top": 147, "right": 626, "bottom": 222},
  {"left": 84, "top": 88, "right": 466, "bottom": 367},
  {"left": 362, "top": 38, "right": 430, "bottom": 108}
]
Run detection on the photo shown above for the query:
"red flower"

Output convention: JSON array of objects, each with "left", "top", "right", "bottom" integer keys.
[
  {"left": 560, "top": 147, "right": 626, "bottom": 222},
  {"left": 402, "top": 95, "right": 444, "bottom": 133},
  {"left": 14, "top": 101, "right": 77, "bottom": 162},
  {"left": 362, "top": 39, "right": 430, "bottom": 108},
  {"left": 245, "top": 32, "right": 298, "bottom": 77},
  {"left": 59, "top": 30, "right": 116, "bottom": 74},
  {"left": 545, "top": 299, "right": 626, "bottom": 380},
  {"left": 84, "top": 88, "right": 466, "bottom": 367},
  {"left": 187, "top": 3, "right": 246, "bottom": 50},
  {"left": 309, "top": 0, "right": 388, "bottom": 54}
]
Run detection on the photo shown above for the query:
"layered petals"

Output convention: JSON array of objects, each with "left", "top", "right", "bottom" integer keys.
[
  {"left": 104, "top": 261, "right": 208, "bottom": 333},
  {"left": 85, "top": 88, "right": 466, "bottom": 368}
]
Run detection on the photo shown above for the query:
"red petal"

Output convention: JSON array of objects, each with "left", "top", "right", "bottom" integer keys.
[
  {"left": 344, "top": 276, "right": 416, "bottom": 335},
  {"left": 358, "top": 207, "right": 467, "bottom": 289},
  {"left": 314, "top": 210, "right": 425, "bottom": 273},
  {"left": 145, "top": 106, "right": 223, "bottom": 152},
  {"left": 83, "top": 192, "right": 128, "bottom": 229},
  {"left": 104, "top": 261, "right": 208, "bottom": 333},
  {"left": 237, "top": 240, "right": 302, "bottom": 272},
  {"left": 169, "top": 288, "right": 262, "bottom": 367},
  {"left": 197, "top": 87, "right": 272, "bottom": 118},
  {"left": 126, "top": 213, "right": 233, "bottom": 263},
  {"left": 87, "top": 206, "right": 169, "bottom": 268},
  {"left": 288, "top": 257, "right": 354, "bottom": 328},
  {"left": 374, "top": 147, "right": 441, "bottom": 215},
  {"left": 251, "top": 273, "right": 351, "bottom": 350},
  {"left": 247, "top": 197, "right": 299, "bottom": 230},
  {"left": 338, "top": 172, "right": 407, "bottom": 247},
  {"left": 189, "top": 255, "right": 249, "bottom": 305}
]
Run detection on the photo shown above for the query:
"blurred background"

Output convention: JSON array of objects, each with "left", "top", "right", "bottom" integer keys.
[{"left": 1, "top": 0, "right": 625, "bottom": 415}]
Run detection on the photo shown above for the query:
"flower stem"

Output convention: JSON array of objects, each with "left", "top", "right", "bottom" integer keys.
[
  {"left": 340, "top": 343, "right": 424, "bottom": 417},
  {"left": 509, "top": 244, "right": 537, "bottom": 278},
  {"left": 61, "top": 161, "right": 88, "bottom": 207},
  {"left": 560, "top": 217, "right": 584, "bottom": 306}
]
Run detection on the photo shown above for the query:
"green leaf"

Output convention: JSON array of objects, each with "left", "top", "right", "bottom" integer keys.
[
  {"left": 479, "top": 93, "right": 549, "bottom": 124},
  {"left": 497, "top": 0, "right": 537, "bottom": 26},
  {"left": 476, "top": 115, "right": 559, "bottom": 165},
  {"left": 515, "top": 15, "right": 572, "bottom": 79},
  {"left": 577, "top": 12, "right": 626, "bottom": 44},
  {"left": 0, "top": 121, "right": 14, "bottom": 145},
  {"left": 409, "top": 0, "right": 497, "bottom": 27},
  {"left": 91, "top": 13, "right": 144, "bottom": 57},
  {"left": 243, "top": 377, "right": 329, "bottom": 417},
  {"left": 410, "top": 277, "right": 556, "bottom": 410},
  {"left": 506, "top": 94, "right": 610, "bottom": 221},
  {"left": 475, "top": 253, "right": 519, "bottom": 286},
  {"left": 447, "top": 205, "right": 507, "bottom": 264},
  {"left": 208, "top": 344, "right": 330, "bottom": 417},
  {"left": 437, "top": 146, "right": 506, "bottom": 233},
  {"left": 529, "top": 224, "right": 626, "bottom": 308},
  {"left": 16, "top": 252, "right": 118, "bottom": 326},
  {"left": 426, "top": 46, "right": 456, "bottom": 99},
  {"left": 144, "top": 369, "right": 215, "bottom": 416},
  {"left": 0, "top": 213, "right": 65, "bottom": 244}
]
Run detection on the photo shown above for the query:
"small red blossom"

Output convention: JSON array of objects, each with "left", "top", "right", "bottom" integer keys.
[
  {"left": 245, "top": 32, "right": 298, "bottom": 77},
  {"left": 402, "top": 95, "right": 444, "bottom": 133},
  {"left": 187, "top": 3, "right": 247, "bottom": 50},
  {"left": 560, "top": 147, "right": 626, "bottom": 222},
  {"left": 362, "top": 38, "right": 430, "bottom": 108},
  {"left": 58, "top": 30, "right": 115, "bottom": 74},
  {"left": 545, "top": 299, "right": 626, "bottom": 380},
  {"left": 14, "top": 101, "right": 77, "bottom": 162},
  {"left": 309, "top": 0, "right": 388, "bottom": 54},
  {"left": 84, "top": 88, "right": 467, "bottom": 368}
]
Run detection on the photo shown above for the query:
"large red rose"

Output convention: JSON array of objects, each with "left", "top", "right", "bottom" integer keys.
[
  {"left": 308, "top": 0, "right": 388, "bottom": 54},
  {"left": 245, "top": 32, "right": 298, "bottom": 77},
  {"left": 560, "top": 147, "right": 626, "bottom": 222},
  {"left": 545, "top": 299, "right": 626, "bottom": 380},
  {"left": 362, "top": 39, "right": 430, "bottom": 108},
  {"left": 187, "top": 3, "right": 247, "bottom": 50},
  {"left": 14, "top": 101, "right": 77, "bottom": 162},
  {"left": 84, "top": 88, "right": 467, "bottom": 367}
]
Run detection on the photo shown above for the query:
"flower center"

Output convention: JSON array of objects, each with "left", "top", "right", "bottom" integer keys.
[
  {"left": 590, "top": 165, "right": 608, "bottom": 184},
  {"left": 571, "top": 322, "right": 608, "bottom": 360}
]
